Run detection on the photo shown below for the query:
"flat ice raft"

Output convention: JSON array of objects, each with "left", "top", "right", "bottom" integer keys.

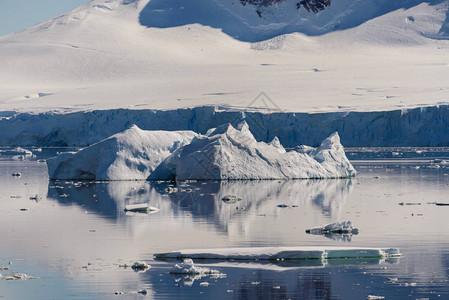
[{"left": 154, "top": 247, "right": 401, "bottom": 261}]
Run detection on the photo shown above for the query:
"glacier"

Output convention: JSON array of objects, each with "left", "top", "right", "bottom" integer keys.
[
  {"left": 149, "top": 122, "right": 355, "bottom": 180},
  {"left": 2, "top": 105, "right": 449, "bottom": 148},
  {"left": 47, "top": 125, "right": 196, "bottom": 180}
]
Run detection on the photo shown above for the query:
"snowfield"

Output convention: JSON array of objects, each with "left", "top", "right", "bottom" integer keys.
[
  {"left": 47, "top": 125, "right": 196, "bottom": 180},
  {"left": 149, "top": 122, "right": 355, "bottom": 180},
  {"left": 0, "top": 0, "right": 449, "bottom": 146}
]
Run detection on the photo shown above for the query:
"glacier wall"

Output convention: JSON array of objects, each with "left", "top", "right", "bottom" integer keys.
[{"left": 0, "top": 105, "right": 449, "bottom": 147}]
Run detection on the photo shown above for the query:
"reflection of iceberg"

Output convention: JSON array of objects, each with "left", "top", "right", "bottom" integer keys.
[
  {"left": 152, "top": 179, "right": 354, "bottom": 237},
  {"left": 46, "top": 180, "right": 157, "bottom": 219}
]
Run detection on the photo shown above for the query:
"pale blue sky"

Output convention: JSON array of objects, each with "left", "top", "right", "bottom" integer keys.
[{"left": 0, "top": 0, "right": 90, "bottom": 36}]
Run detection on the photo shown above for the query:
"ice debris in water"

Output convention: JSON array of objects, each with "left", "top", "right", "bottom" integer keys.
[
  {"left": 221, "top": 195, "right": 241, "bottom": 203},
  {"left": 124, "top": 203, "right": 159, "bottom": 213},
  {"left": 0, "top": 147, "right": 32, "bottom": 156},
  {"left": 170, "top": 259, "right": 221, "bottom": 275},
  {"left": 306, "top": 221, "right": 359, "bottom": 234},
  {"left": 131, "top": 262, "right": 150, "bottom": 271}
]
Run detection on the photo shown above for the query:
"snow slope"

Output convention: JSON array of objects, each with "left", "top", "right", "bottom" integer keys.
[
  {"left": 149, "top": 122, "right": 355, "bottom": 180},
  {"left": 47, "top": 125, "right": 196, "bottom": 180},
  {"left": 0, "top": 0, "right": 449, "bottom": 116}
]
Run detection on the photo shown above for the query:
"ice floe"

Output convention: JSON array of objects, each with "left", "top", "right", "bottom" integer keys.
[
  {"left": 306, "top": 221, "right": 359, "bottom": 234},
  {"left": 155, "top": 247, "right": 400, "bottom": 261},
  {"left": 47, "top": 125, "right": 196, "bottom": 180},
  {"left": 124, "top": 203, "right": 159, "bottom": 213},
  {"left": 0, "top": 147, "right": 32, "bottom": 156},
  {"left": 149, "top": 122, "right": 356, "bottom": 180}
]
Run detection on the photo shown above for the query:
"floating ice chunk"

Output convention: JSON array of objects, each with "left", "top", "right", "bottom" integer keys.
[
  {"left": 13, "top": 273, "right": 27, "bottom": 280},
  {"left": 0, "top": 147, "right": 32, "bottom": 156},
  {"left": 124, "top": 203, "right": 159, "bottom": 213},
  {"left": 131, "top": 261, "right": 150, "bottom": 271},
  {"left": 149, "top": 122, "right": 356, "bottom": 180},
  {"left": 47, "top": 125, "right": 197, "bottom": 180},
  {"left": 170, "top": 259, "right": 221, "bottom": 275},
  {"left": 367, "top": 296, "right": 385, "bottom": 300},
  {"left": 155, "top": 247, "right": 400, "bottom": 261},
  {"left": 306, "top": 221, "right": 359, "bottom": 234},
  {"left": 221, "top": 195, "right": 241, "bottom": 203}
]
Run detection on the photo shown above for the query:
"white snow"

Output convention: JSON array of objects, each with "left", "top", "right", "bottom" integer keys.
[
  {"left": 0, "top": 0, "right": 448, "bottom": 116},
  {"left": 155, "top": 246, "right": 401, "bottom": 261},
  {"left": 47, "top": 125, "right": 197, "bottom": 180},
  {"left": 149, "top": 122, "right": 355, "bottom": 180}
]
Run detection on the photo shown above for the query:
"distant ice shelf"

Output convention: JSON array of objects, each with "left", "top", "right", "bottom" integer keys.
[{"left": 2, "top": 105, "right": 449, "bottom": 148}]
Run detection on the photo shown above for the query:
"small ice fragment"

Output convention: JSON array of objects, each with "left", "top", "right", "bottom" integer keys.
[
  {"left": 131, "top": 261, "right": 150, "bottom": 271},
  {"left": 29, "top": 194, "right": 41, "bottom": 201},
  {"left": 13, "top": 273, "right": 27, "bottom": 280},
  {"left": 11, "top": 172, "right": 21, "bottom": 177},
  {"left": 306, "top": 221, "right": 359, "bottom": 234},
  {"left": 199, "top": 282, "right": 209, "bottom": 287},
  {"left": 222, "top": 195, "right": 241, "bottom": 203},
  {"left": 137, "top": 289, "right": 148, "bottom": 295},
  {"left": 170, "top": 259, "right": 221, "bottom": 275},
  {"left": 124, "top": 203, "right": 159, "bottom": 213},
  {"left": 0, "top": 273, "right": 2, "bottom": 280},
  {"left": 367, "top": 296, "right": 385, "bottom": 300}
]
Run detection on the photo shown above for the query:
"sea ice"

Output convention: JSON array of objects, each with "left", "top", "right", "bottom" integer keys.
[
  {"left": 155, "top": 247, "right": 401, "bottom": 261},
  {"left": 47, "top": 125, "right": 196, "bottom": 180},
  {"left": 149, "top": 122, "right": 356, "bottom": 180}
]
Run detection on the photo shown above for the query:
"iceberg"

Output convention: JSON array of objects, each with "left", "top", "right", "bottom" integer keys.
[
  {"left": 155, "top": 247, "right": 401, "bottom": 261},
  {"left": 149, "top": 122, "right": 356, "bottom": 180},
  {"left": 306, "top": 221, "right": 359, "bottom": 234},
  {"left": 47, "top": 125, "right": 197, "bottom": 180}
]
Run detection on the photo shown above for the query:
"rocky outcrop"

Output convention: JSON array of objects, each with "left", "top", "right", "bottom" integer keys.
[{"left": 297, "top": 0, "right": 331, "bottom": 13}]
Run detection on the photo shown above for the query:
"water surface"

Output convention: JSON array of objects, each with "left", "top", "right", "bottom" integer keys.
[{"left": 1, "top": 148, "right": 449, "bottom": 299}]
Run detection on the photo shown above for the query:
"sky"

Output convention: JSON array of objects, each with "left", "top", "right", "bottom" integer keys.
[{"left": 0, "top": 0, "right": 90, "bottom": 36}]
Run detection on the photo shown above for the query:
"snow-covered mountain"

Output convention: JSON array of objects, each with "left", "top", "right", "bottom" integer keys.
[
  {"left": 0, "top": 0, "right": 449, "bottom": 146},
  {"left": 1, "top": 0, "right": 448, "bottom": 115}
]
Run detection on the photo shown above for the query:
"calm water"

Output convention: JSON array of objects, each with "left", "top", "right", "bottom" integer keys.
[{"left": 1, "top": 148, "right": 449, "bottom": 299}]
